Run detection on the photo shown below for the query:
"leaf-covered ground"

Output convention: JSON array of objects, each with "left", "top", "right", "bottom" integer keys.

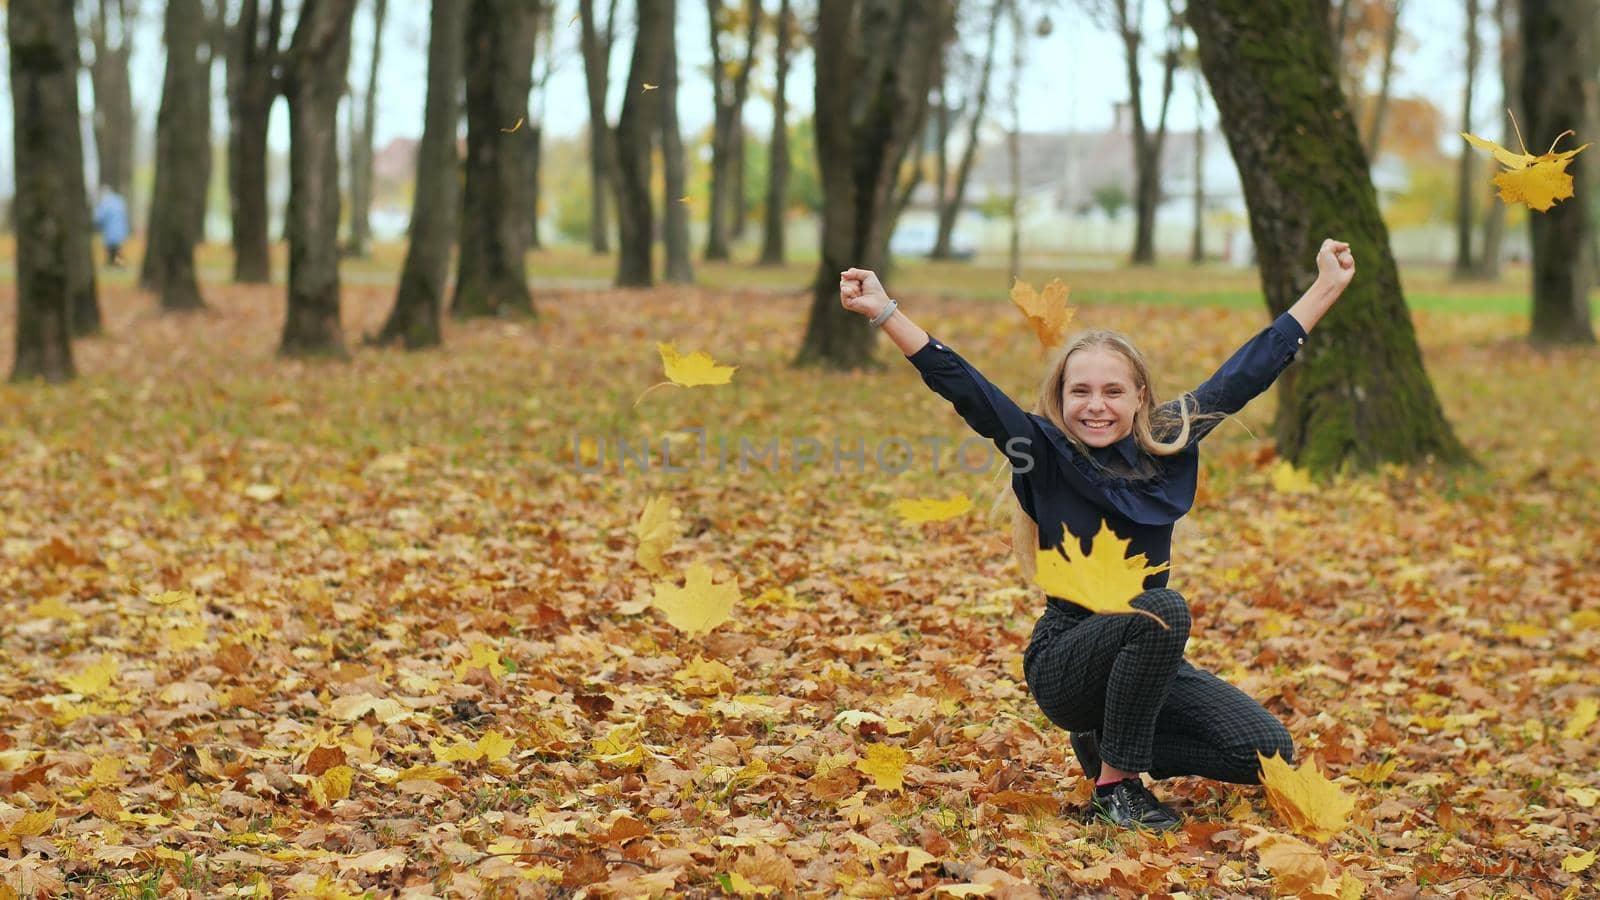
[{"left": 1, "top": 270, "right": 1597, "bottom": 898}]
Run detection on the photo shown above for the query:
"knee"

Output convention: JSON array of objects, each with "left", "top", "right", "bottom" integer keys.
[
  {"left": 1252, "top": 723, "right": 1296, "bottom": 769},
  {"left": 1135, "top": 589, "right": 1190, "bottom": 642}
]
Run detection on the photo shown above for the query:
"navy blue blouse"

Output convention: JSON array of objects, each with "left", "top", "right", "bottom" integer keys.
[{"left": 906, "top": 312, "right": 1307, "bottom": 615}]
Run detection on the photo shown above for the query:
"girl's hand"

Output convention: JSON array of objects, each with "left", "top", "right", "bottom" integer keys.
[
  {"left": 839, "top": 267, "right": 892, "bottom": 318},
  {"left": 1315, "top": 238, "right": 1356, "bottom": 292}
]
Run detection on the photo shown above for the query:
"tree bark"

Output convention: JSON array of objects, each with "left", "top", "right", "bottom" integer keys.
[
  {"left": 85, "top": 0, "right": 137, "bottom": 211},
  {"left": 1190, "top": 65, "right": 1205, "bottom": 264},
  {"left": 1522, "top": 0, "right": 1597, "bottom": 344},
  {"left": 795, "top": 0, "right": 946, "bottom": 369},
  {"left": 661, "top": 0, "right": 694, "bottom": 284},
  {"left": 1452, "top": 0, "right": 1480, "bottom": 278},
  {"left": 613, "top": 0, "right": 672, "bottom": 287},
  {"left": 1119, "top": 0, "right": 1180, "bottom": 267},
  {"left": 59, "top": 2, "right": 101, "bottom": 336},
  {"left": 9, "top": 0, "right": 83, "bottom": 381},
  {"left": 1477, "top": 0, "right": 1519, "bottom": 279},
  {"left": 1189, "top": 0, "right": 1471, "bottom": 471},
  {"left": 345, "top": 0, "right": 386, "bottom": 258},
  {"left": 1364, "top": 0, "right": 1403, "bottom": 162},
  {"left": 933, "top": 0, "right": 1001, "bottom": 260},
  {"left": 454, "top": 0, "right": 537, "bottom": 317},
  {"left": 578, "top": 0, "right": 619, "bottom": 253},
  {"left": 758, "top": 0, "right": 793, "bottom": 266},
  {"left": 146, "top": 0, "right": 212, "bottom": 311},
  {"left": 279, "top": 0, "right": 357, "bottom": 357},
  {"left": 703, "top": 0, "right": 762, "bottom": 260},
  {"left": 1006, "top": 0, "right": 1022, "bottom": 281},
  {"left": 374, "top": 0, "right": 463, "bottom": 349},
  {"left": 227, "top": 0, "right": 283, "bottom": 283}
]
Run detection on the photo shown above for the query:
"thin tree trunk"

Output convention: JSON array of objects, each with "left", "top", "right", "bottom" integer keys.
[
  {"left": 758, "top": 0, "right": 792, "bottom": 266},
  {"left": 9, "top": 0, "right": 82, "bottom": 381},
  {"left": 1523, "top": 0, "right": 1597, "bottom": 344},
  {"left": 1189, "top": 0, "right": 1471, "bottom": 471},
  {"left": 62, "top": 3, "right": 101, "bottom": 336},
  {"left": 148, "top": 0, "right": 211, "bottom": 311},
  {"left": 454, "top": 0, "right": 537, "bottom": 317},
  {"left": 86, "top": 0, "right": 137, "bottom": 211},
  {"left": 1452, "top": 0, "right": 1479, "bottom": 278},
  {"left": 1123, "top": 0, "right": 1180, "bottom": 266},
  {"left": 1477, "top": 0, "right": 1519, "bottom": 278},
  {"left": 1007, "top": 0, "right": 1022, "bottom": 281},
  {"left": 704, "top": 0, "right": 763, "bottom": 260},
  {"left": 796, "top": 0, "right": 946, "bottom": 369},
  {"left": 227, "top": 0, "right": 283, "bottom": 283},
  {"left": 279, "top": 0, "right": 357, "bottom": 357},
  {"left": 346, "top": 0, "right": 386, "bottom": 258},
  {"left": 888, "top": 144, "right": 925, "bottom": 247},
  {"left": 1190, "top": 67, "right": 1205, "bottom": 264},
  {"left": 374, "top": 0, "right": 462, "bottom": 349},
  {"left": 1331, "top": 0, "right": 1354, "bottom": 71},
  {"left": 578, "top": 0, "right": 618, "bottom": 253},
  {"left": 1364, "top": 0, "right": 1403, "bottom": 163},
  {"left": 613, "top": 0, "right": 671, "bottom": 287},
  {"left": 527, "top": 124, "right": 544, "bottom": 249},
  {"left": 661, "top": 0, "right": 693, "bottom": 284},
  {"left": 933, "top": 0, "right": 1001, "bottom": 259}
]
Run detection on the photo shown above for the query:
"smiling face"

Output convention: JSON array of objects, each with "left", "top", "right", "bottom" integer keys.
[{"left": 1062, "top": 347, "right": 1145, "bottom": 447}]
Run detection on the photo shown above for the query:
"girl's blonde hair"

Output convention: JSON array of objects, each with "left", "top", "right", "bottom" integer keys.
[{"left": 1002, "top": 330, "right": 1217, "bottom": 580}]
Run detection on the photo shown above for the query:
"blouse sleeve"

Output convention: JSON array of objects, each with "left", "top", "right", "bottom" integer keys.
[{"left": 1159, "top": 312, "right": 1306, "bottom": 447}]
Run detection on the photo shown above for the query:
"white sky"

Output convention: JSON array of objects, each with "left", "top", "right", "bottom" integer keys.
[{"left": 0, "top": 0, "right": 1487, "bottom": 197}]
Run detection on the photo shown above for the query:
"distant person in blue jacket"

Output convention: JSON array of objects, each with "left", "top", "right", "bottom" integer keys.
[{"left": 93, "top": 186, "right": 130, "bottom": 267}]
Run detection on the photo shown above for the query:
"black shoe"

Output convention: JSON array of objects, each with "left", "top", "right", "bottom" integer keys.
[
  {"left": 1092, "top": 779, "right": 1182, "bottom": 831},
  {"left": 1070, "top": 731, "right": 1101, "bottom": 781}
]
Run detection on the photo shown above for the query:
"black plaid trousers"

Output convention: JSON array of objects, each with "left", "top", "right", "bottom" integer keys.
[{"left": 1022, "top": 588, "right": 1294, "bottom": 784}]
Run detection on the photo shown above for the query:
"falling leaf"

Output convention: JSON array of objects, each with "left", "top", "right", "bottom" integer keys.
[
  {"left": 642, "top": 82, "right": 659, "bottom": 92},
  {"left": 650, "top": 561, "right": 739, "bottom": 635},
  {"left": 634, "top": 494, "right": 682, "bottom": 574},
  {"left": 634, "top": 343, "right": 738, "bottom": 407},
  {"left": 1562, "top": 849, "right": 1596, "bottom": 873},
  {"left": 1033, "top": 522, "right": 1172, "bottom": 624},
  {"left": 891, "top": 492, "right": 973, "bottom": 524},
  {"left": 1009, "top": 278, "right": 1075, "bottom": 349},
  {"left": 501, "top": 117, "right": 524, "bottom": 133},
  {"left": 855, "top": 743, "right": 909, "bottom": 792},
  {"left": 1258, "top": 752, "right": 1356, "bottom": 844},
  {"left": 1461, "top": 127, "right": 1591, "bottom": 212}
]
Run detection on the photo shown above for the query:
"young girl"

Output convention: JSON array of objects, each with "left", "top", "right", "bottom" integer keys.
[{"left": 839, "top": 239, "right": 1356, "bottom": 830}]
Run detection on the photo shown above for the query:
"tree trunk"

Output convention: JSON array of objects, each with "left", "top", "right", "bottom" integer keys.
[
  {"left": 374, "top": 0, "right": 462, "bottom": 349},
  {"left": 1523, "top": 0, "right": 1597, "bottom": 344},
  {"left": 758, "top": 0, "right": 792, "bottom": 266},
  {"left": 933, "top": 0, "right": 1001, "bottom": 260},
  {"left": 86, "top": 0, "right": 137, "bottom": 211},
  {"left": 661, "top": 0, "right": 693, "bottom": 283},
  {"left": 60, "top": 3, "right": 101, "bottom": 336},
  {"left": 795, "top": 0, "right": 946, "bottom": 369},
  {"left": 9, "top": 0, "right": 83, "bottom": 381},
  {"left": 1452, "top": 0, "right": 1480, "bottom": 278},
  {"left": 147, "top": 0, "right": 212, "bottom": 311},
  {"left": 888, "top": 144, "right": 925, "bottom": 248},
  {"left": 1477, "top": 0, "right": 1518, "bottom": 279},
  {"left": 703, "top": 0, "right": 762, "bottom": 261},
  {"left": 1122, "top": 0, "right": 1180, "bottom": 267},
  {"left": 527, "top": 123, "right": 544, "bottom": 249},
  {"left": 1190, "top": 68, "right": 1205, "bottom": 264},
  {"left": 613, "top": 0, "right": 671, "bottom": 288},
  {"left": 227, "top": 0, "right": 283, "bottom": 284},
  {"left": 1189, "top": 0, "right": 1471, "bottom": 471},
  {"left": 578, "top": 0, "right": 618, "bottom": 254},
  {"left": 345, "top": 0, "right": 386, "bottom": 258},
  {"left": 1006, "top": 0, "right": 1022, "bottom": 281},
  {"left": 1364, "top": 0, "right": 1403, "bottom": 162},
  {"left": 279, "top": 0, "right": 357, "bottom": 357},
  {"left": 454, "top": 0, "right": 536, "bottom": 317}
]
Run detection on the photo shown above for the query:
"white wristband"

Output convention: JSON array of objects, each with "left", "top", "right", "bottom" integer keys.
[{"left": 868, "top": 298, "right": 899, "bottom": 328}]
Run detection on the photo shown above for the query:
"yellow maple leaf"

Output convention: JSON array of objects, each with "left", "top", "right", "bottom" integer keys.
[
  {"left": 477, "top": 731, "right": 515, "bottom": 763},
  {"left": 1258, "top": 752, "right": 1356, "bottom": 843},
  {"left": 327, "top": 694, "right": 411, "bottom": 724},
  {"left": 1462, "top": 128, "right": 1591, "bottom": 212},
  {"left": 891, "top": 492, "right": 973, "bottom": 524},
  {"left": 855, "top": 743, "right": 909, "bottom": 793},
  {"left": 651, "top": 561, "right": 739, "bottom": 635},
  {"left": 634, "top": 494, "right": 682, "bottom": 575},
  {"left": 1562, "top": 697, "right": 1597, "bottom": 739},
  {"left": 148, "top": 590, "right": 197, "bottom": 608},
  {"left": 674, "top": 655, "right": 736, "bottom": 695},
  {"left": 1346, "top": 757, "right": 1399, "bottom": 785},
  {"left": 1010, "top": 277, "right": 1076, "bottom": 349},
  {"left": 634, "top": 343, "right": 738, "bottom": 406},
  {"left": 1033, "top": 522, "right": 1172, "bottom": 625},
  {"left": 1269, "top": 460, "right": 1316, "bottom": 494},
  {"left": 1562, "top": 848, "right": 1596, "bottom": 874},
  {"left": 431, "top": 738, "right": 483, "bottom": 764},
  {"left": 1247, "top": 832, "right": 1360, "bottom": 899},
  {"left": 453, "top": 642, "right": 509, "bottom": 681},
  {"left": 61, "top": 655, "right": 119, "bottom": 697},
  {"left": 320, "top": 766, "right": 355, "bottom": 802}
]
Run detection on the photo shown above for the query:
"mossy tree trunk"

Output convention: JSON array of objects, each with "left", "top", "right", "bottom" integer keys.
[
  {"left": 147, "top": 0, "right": 212, "bottom": 312},
  {"left": 374, "top": 0, "right": 463, "bottom": 349},
  {"left": 279, "top": 0, "right": 357, "bottom": 358},
  {"left": 454, "top": 0, "right": 536, "bottom": 318},
  {"left": 1522, "top": 0, "right": 1597, "bottom": 345},
  {"left": 612, "top": 0, "right": 671, "bottom": 288},
  {"left": 9, "top": 0, "right": 83, "bottom": 381},
  {"left": 795, "top": 0, "right": 946, "bottom": 369},
  {"left": 1189, "top": 0, "right": 1471, "bottom": 471}
]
